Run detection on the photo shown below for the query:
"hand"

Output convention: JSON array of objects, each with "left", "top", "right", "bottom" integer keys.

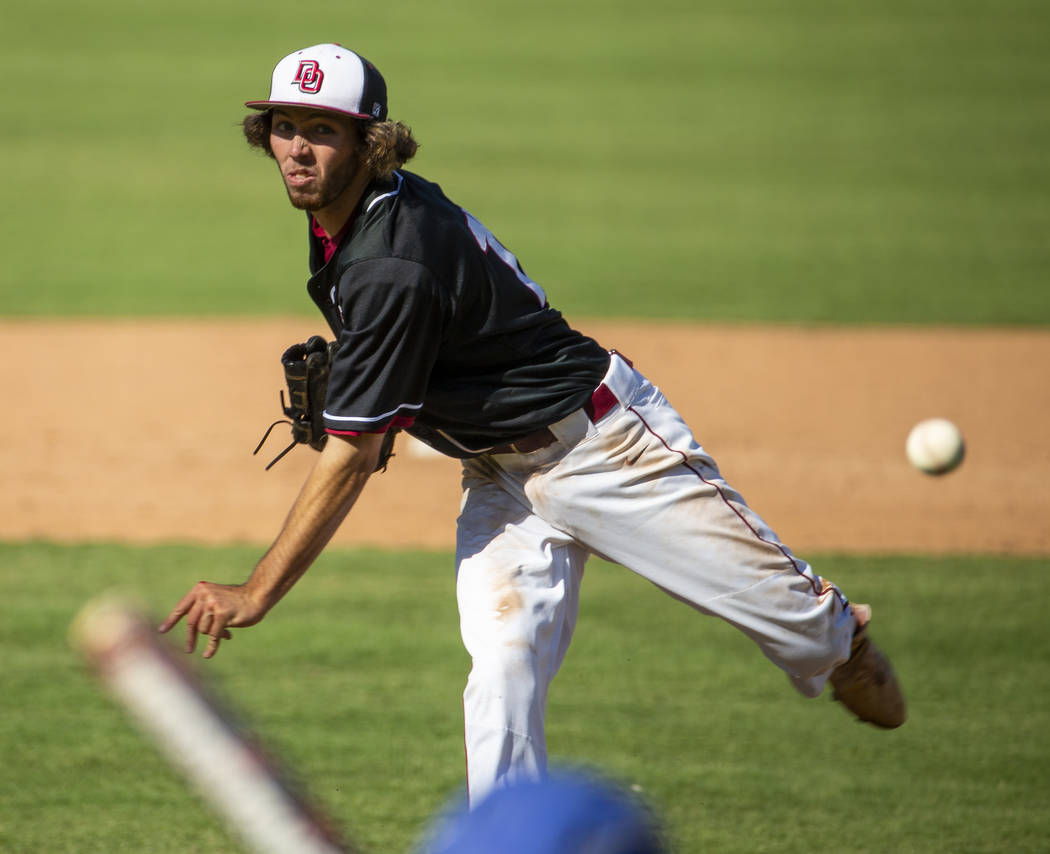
[{"left": 158, "top": 582, "right": 267, "bottom": 659}]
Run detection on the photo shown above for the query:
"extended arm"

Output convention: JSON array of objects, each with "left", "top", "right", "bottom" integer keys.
[{"left": 158, "top": 431, "right": 385, "bottom": 658}]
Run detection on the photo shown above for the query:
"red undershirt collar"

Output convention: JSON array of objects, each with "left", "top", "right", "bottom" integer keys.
[{"left": 312, "top": 215, "right": 355, "bottom": 264}]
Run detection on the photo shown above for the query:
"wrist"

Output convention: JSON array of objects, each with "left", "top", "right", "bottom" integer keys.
[{"left": 241, "top": 567, "right": 283, "bottom": 615}]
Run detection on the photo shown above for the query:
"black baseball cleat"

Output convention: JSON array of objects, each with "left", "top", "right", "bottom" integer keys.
[{"left": 829, "top": 617, "right": 907, "bottom": 729}]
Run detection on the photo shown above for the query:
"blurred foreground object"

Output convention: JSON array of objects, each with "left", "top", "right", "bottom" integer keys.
[
  {"left": 420, "top": 770, "right": 666, "bottom": 854},
  {"left": 70, "top": 594, "right": 353, "bottom": 854}
]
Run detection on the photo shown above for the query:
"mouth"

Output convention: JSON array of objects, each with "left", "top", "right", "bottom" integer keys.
[{"left": 284, "top": 169, "right": 316, "bottom": 188}]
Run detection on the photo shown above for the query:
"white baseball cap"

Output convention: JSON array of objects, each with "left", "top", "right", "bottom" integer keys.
[{"left": 245, "top": 43, "right": 388, "bottom": 121}]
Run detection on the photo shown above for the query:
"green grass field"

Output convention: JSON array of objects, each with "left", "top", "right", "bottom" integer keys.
[
  {"left": 2, "top": 0, "right": 1049, "bottom": 322},
  {"left": 1, "top": 543, "right": 1048, "bottom": 853}
]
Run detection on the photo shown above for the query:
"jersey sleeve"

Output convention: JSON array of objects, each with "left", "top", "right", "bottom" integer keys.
[{"left": 322, "top": 257, "right": 447, "bottom": 435}]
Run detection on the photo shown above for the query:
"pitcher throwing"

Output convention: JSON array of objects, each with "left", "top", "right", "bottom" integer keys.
[{"left": 160, "top": 42, "right": 906, "bottom": 806}]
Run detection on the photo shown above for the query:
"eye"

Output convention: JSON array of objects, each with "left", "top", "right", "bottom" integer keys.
[
  {"left": 272, "top": 119, "right": 294, "bottom": 136},
  {"left": 314, "top": 123, "right": 336, "bottom": 135}
]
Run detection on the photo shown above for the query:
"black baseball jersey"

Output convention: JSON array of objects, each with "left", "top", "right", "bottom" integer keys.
[{"left": 305, "top": 170, "right": 610, "bottom": 458}]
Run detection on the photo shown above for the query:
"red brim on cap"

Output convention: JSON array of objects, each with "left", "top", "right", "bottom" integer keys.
[{"left": 243, "top": 100, "right": 376, "bottom": 120}]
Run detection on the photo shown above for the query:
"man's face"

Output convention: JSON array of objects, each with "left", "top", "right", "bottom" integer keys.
[{"left": 269, "top": 107, "right": 361, "bottom": 214}]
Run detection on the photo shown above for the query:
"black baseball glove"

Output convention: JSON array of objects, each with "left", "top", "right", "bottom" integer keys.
[{"left": 253, "top": 335, "right": 396, "bottom": 472}]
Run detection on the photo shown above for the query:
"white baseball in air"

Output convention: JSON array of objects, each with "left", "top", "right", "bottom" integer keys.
[{"left": 905, "top": 418, "right": 965, "bottom": 475}]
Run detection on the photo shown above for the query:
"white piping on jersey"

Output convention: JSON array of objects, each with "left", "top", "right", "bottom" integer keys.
[
  {"left": 323, "top": 400, "right": 423, "bottom": 424},
  {"left": 366, "top": 171, "right": 404, "bottom": 213},
  {"left": 462, "top": 209, "right": 547, "bottom": 307}
]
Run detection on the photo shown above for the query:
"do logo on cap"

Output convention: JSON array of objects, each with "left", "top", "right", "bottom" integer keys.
[{"left": 293, "top": 60, "right": 324, "bottom": 94}]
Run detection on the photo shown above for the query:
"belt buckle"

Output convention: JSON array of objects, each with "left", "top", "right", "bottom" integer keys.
[{"left": 509, "top": 427, "right": 556, "bottom": 454}]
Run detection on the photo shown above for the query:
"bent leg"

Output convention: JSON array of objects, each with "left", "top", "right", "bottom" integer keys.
[{"left": 525, "top": 362, "right": 855, "bottom": 697}]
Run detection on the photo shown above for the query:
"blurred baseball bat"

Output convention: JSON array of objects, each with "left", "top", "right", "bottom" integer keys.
[{"left": 70, "top": 594, "right": 355, "bottom": 854}]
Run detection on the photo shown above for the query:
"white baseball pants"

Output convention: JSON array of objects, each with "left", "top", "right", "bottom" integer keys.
[{"left": 455, "top": 352, "right": 856, "bottom": 803}]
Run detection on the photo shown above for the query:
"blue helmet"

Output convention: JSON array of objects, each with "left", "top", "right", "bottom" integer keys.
[{"left": 421, "top": 771, "right": 665, "bottom": 854}]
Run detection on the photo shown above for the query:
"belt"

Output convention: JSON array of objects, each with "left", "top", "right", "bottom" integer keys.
[{"left": 488, "top": 381, "right": 619, "bottom": 455}]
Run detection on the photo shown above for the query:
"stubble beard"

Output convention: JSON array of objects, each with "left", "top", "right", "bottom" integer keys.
[
  {"left": 283, "top": 181, "right": 337, "bottom": 213},
  {"left": 282, "top": 158, "right": 360, "bottom": 214}
]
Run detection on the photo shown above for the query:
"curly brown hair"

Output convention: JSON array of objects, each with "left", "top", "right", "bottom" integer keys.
[{"left": 241, "top": 111, "right": 419, "bottom": 180}]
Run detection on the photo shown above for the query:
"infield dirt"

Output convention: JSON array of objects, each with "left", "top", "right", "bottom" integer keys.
[{"left": 6, "top": 319, "right": 1048, "bottom": 556}]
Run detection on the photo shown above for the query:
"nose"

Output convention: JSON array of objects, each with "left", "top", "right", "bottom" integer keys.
[{"left": 290, "top": 133, "right": 310, "bottom": 158}]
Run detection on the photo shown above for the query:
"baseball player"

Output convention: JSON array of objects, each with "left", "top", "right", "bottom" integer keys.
[{"left": 159, "top": 43, "right": 906, "bottom": 805}]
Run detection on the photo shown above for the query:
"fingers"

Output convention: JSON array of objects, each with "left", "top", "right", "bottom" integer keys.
[
  {"left": 158, "top": 582, "right": 247, "bottom": 659},
  {"left": 187, "top": 614, "right": 233, "bottom": 658},
  {"left": 185, "top": 622, "right": 199, "bottom": 654},
  {"left": 184, "top": 600, "right": 203, "bottom": 654},
  {"left": 156, "top": 588, "right": 203, "bottom": 654},
  {"left": 203, "top": 631, "right": 225, "bottom": 659},
  {"left": 157, "top": 583, "right": 224, "bottom": 656},
  {"left": 157, "top": 588, "right": 199, "bottom": 633},
  {"left": 200, "top": 612, "right": 233, "bottom": 659}
]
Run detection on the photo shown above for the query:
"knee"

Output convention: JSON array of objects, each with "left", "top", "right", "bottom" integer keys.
[
  {"left": 463, "top": 644, "right": 548, "bottom": 731},
  {"left": 468, "top": 641, "right": 540, "bottom": 693}
]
